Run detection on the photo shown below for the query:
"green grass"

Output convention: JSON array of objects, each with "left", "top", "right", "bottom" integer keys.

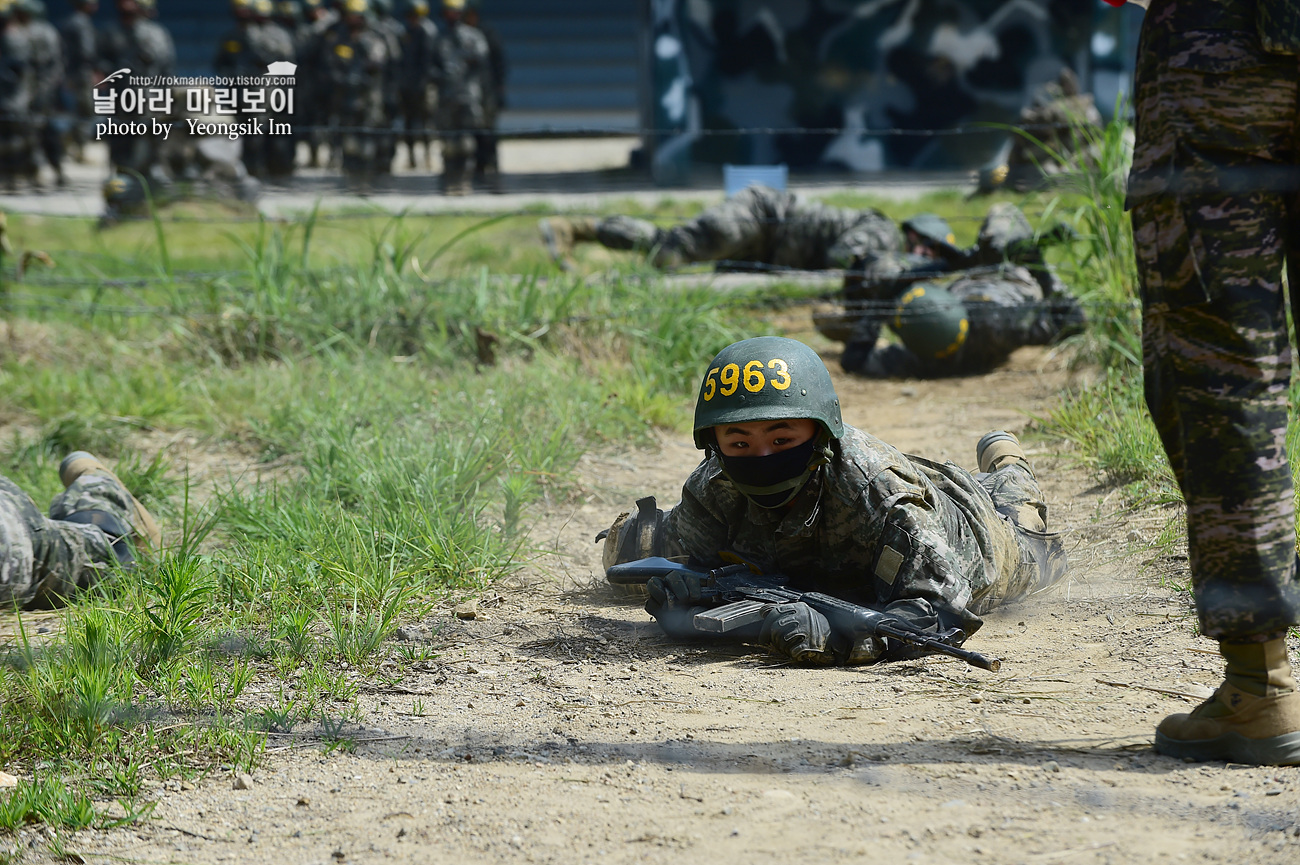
[{"left": 1, "top": 202, "right": 769, "bottom": 842}]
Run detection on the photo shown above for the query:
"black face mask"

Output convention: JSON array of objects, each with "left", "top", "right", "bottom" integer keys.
[{"left": 717, "top": 435, "right": 828, "bottom": 509}]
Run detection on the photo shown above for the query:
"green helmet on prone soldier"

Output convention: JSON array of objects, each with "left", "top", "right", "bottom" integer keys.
[{"left": 693, "top": 336, "right": 842, "bottom": 509}]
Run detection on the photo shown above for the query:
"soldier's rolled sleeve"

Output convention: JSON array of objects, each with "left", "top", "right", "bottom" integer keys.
[{"left": 869, "top": 486, "right": 982, "bottom": 635}]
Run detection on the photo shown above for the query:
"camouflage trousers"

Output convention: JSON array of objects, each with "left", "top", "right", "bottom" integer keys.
[
  {"left": 969, "top": 463, "right": 1064, "bottom": 614},
  {"left": 436, "top": 101, "right": 486, "bottom": 165},
  {"left": 0, "top": 473, "right": 134, "bottom": 610},
  {"left": 590, "top": 186, "right": 898, "bottom": 270},
  {"left": 1130, "top": 0, "right": 1300, "bottom": 640}
]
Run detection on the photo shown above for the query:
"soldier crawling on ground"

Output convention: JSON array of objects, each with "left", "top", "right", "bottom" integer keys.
[
  {"left": 596, "top": 336, "right": 1067, "bottom": 666},
  {"left": 0, "top": 452, "right": 160, "bottom": 610},
  {"left": 538, "top": 184, "right": 901, "bottom": 272},
  {"left": 815, "top": 204, "right": 1087, "bottom": 378}
]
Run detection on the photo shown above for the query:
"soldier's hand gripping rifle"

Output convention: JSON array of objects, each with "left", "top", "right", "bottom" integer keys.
[{"left": 608, "top": 557, "right": 1001, "bottom": 672}]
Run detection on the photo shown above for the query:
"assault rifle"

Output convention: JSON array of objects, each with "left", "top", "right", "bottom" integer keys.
[{"left": 608, "top": 557, "right": 1001, "bottom": 672}]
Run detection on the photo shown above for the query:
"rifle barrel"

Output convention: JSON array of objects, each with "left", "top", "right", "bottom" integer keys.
[{"left": 876, "top": 621, "right": 1001, "bottom": 672}]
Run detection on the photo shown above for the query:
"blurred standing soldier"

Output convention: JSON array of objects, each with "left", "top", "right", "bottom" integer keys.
[
  {"left": 273, "top": 1, "right": 309, "bottom": 170},
  {"left": 252, "top": 0, "right": 298, "bottom": 179},
  {"left": 98, "top": 0, "right": 175, "bottom": 179},
  {"left": 398, "top": 0, "right": 437, "bottom": 170},
  {"left": 99, "top": 0, "right": 173, "bottom": 85},
  {"left": 321, "top": 0, "right": 388, "bottom": 187},
  {"left": 59, "top": 0, "right": 99, "bottom": 164},
  {"left": 463, "top": 0, "right": 503, "bottom": 191},
  {"left": 16, "top": 1, "right": 67, "bottom": 187},
  {"left": 0, "top": 0, "right": 36, "bottom": 192},
  {"left": 215, "top": 0, "right": 271, "bottom": 178},
  {"left": 1109, "top": 0, "right": 1300, "bottom": 766},
  {"left": 431, "top": 0, "right": 487, "bottom": 195},
  {"left": 293, "top": 0, "right": 337, "bottom": 168},
  {"left": 369, "top": 0, "right": 405, "bottom": 177}
]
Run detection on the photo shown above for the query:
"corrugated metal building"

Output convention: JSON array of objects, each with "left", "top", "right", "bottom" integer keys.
[{"left": 68, "top": 1, "right": 1140, "bottom": 172}]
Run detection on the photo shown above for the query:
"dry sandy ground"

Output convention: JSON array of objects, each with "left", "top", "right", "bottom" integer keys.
[{"left": 12, "top": 343, "right": 1300, "bottom": 865}]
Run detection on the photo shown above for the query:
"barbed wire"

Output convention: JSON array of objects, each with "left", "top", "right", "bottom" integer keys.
[
  {"left": 4, "top": 200, "right": 1092, "bottom": 232},
  {"left": 3, "top": 253, "right": 1118, "bottom": 290},
  {"left": 0, "top": 285, "right": 1139, "bottom": 324}
]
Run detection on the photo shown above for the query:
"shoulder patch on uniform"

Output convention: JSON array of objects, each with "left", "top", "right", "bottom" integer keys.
[{"left": 875, "top": 545, "right": 904, "bottom": 585}]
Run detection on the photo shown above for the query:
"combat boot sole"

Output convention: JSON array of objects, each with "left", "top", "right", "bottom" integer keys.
[{"left": 1154, "top": 728, "right": 1300, "bottom": 766}]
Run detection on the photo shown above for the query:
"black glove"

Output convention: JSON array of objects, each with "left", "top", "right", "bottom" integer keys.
[
  {"left": 643, "top": 569, "right": 711, "bottom": 639},
  {"left": 880, "top": 598, "right": 940, "bottom": 632},
  {"left": 879, "top": 598, "right": 944, "bottom": 662},
  {"left": 759, "top": 603, "right": 837, "bottom": 665},
  {"left": 645, "top": 569, "right": 705, "bottom": 610}
]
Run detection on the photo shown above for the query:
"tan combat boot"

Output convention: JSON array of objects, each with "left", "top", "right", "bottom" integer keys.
[
  {"left": 976, "top": 429, "right": 1034, "bottom": 476},
  {"left": 59, "top": 451, "right": 163, "bottom": 551},
  {"left": 1155, "top": 638, "right": 1300, "bottom": 765},
  {"left": 537, "top": 217, "right": 596, "bottom": 269}
]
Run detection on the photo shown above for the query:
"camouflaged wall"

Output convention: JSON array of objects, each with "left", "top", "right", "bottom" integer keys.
[{"left": 647, "top": 0, "right": 1094, "bottom": 177}]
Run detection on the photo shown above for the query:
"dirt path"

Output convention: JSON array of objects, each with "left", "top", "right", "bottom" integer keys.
[{"left": 41, "top": 346, "right": 1300, "bottom": 865}]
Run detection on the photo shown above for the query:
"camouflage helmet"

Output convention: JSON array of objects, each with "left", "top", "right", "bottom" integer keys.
[
  {"left": 976, "top": 163, "right": 1010, "bottom": 194},
  {"left": 891, "top": 284, "right": 969, "bottom": 361},
  {"left": 102, "top": 173, "right": 150, "bottom": 218},
  {"left": 275, "top": 0, "right": 300, "bottom": 19},
  {"left": 901, "top": 213, "right": 957, "bottom": 250},
  {"left": 693, "top": 336, "right": 843, "bottom": 449}
]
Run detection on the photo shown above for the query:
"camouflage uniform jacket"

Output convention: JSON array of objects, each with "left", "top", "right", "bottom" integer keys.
[
  {"left": 98, "top": 18, "right": 174, "bottom": 79},
  {"left": 215, "top": 23, "right": 269, "bottom": 78},
  {"left": 432, "top": 21, "right": 488, "bottom": 115},
  {"left": 658, "top": 185, "right": 900, "bottom": 270},
  {"left": 0, "top": 23, "right": 31, "bottom": 115},
  {"left": 773, "top": 196, "right": 901, "bottom": 270},
  {"left": 321, "top": 25, "right": 388, "bottom": 124},
  {"left": 398, "top": 16, "right": 437, "bottom": 95},
  {"left": 25, "top": 18, "right": 64, "bottom": 112},
  {"left": 59, "top": 10, "right": 97, "bottom": 81},
  {"left": 662, "top": 424, "right": 1019, "bottom": 635}
]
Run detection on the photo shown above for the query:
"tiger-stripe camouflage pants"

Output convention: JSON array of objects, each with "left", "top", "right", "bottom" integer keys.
[{"left": 1129, "top": 0, "right": 1300, "bottom": 640}]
